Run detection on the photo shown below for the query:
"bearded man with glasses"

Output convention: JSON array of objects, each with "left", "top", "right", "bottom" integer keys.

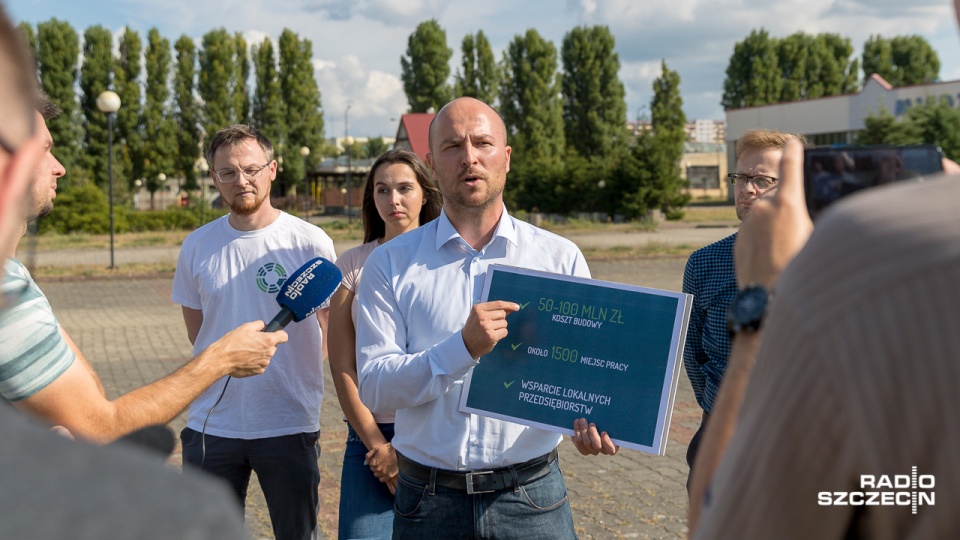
[
  {"left": 681, "top": 128, "right": 804, "bottom": 490},
  {"left": 172, "top": 124, "right": 336, "bottom": 540}
]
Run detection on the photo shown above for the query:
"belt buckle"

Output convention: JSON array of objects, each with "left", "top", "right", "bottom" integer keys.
[{"left": 465, "top": 471, "right": 495, "bottom": 494}]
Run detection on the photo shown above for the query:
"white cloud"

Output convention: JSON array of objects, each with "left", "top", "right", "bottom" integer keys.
[
  {"left": 13, "top": 0, "right": 960, "bottom": 133},
  {"left": 301, "top": 0, "right": 449, "bottom": 26},
  {"left": 314, "top": 54, "right": 407, "bottom": 137}
]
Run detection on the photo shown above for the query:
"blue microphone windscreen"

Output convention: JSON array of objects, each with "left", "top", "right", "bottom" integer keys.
[{"left": 275, "top": 257, "right": 342, "bottom": 322}]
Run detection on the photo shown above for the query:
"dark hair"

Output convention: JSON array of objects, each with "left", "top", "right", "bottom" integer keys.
[
  {"left": 36, "top": 89, "right": 60, "bottom": 119},
  {"left": 205, "top": 124, "right": 274, "bottom": 165},
  {"left": 360, "top": 148, "right": 442, "bottom": 243}
]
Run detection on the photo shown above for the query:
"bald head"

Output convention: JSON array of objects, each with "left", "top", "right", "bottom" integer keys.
[{"left": 428, "top": 97, "right": 507, "bottom": 154}]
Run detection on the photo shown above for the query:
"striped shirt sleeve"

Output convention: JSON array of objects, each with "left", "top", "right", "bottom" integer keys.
[{"left": 0, "top": 260, "right": 76, "bottom": 401}]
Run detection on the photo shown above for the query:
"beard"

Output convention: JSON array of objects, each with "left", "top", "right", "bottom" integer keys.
[
  {"left": 34, "top": 202, "right": 53, "bottom": 220},
  {"left": 223, "top": 190, "right": 268, "bottom": 216}
]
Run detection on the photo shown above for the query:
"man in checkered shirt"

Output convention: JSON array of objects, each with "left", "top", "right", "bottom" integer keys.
[{"left": 682, "top": 128, "right": 803, "bottom": 488}]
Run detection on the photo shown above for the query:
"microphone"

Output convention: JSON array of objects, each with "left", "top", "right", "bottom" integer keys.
[{"left": 264, "top": 257, "right": 342, "bottom": 332}]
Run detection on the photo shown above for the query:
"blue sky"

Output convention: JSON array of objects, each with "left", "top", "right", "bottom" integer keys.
[{"left": 10, "top": 0, "right": 960, "bottom": 139}]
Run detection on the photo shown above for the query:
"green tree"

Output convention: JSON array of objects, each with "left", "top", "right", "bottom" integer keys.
[
  {"left": 454, "top": 30, "right": 498, "bottom": 103},
  {"left": 721, "top": 29, "right": 782, "bottom": 110},
  {"left": 779, "top": 33, "right": 859, "bottom": 102},
  {"left": 726, "top": 30, "right": 858, "bottom": 109},
  {"left": 199, "top": 28, "right": 235, "bottom": 140},
  {"left": 279, "top": 29, "right": 325, "bottom": 193},
  {"left": 499, "top": 29, "right": 564, "bottom": 161},
  {"left": 365, "top": 136, "right": 390, "bottom": 158},
  {"left": 561, "top": 25, "right": 626, "bottom": 157},
  {"left": 16, "top": 22, "right": 36, "bottom": 60},
  {"left": 36, "top": 19, "right": 82, "bottom": 179},
  {"left": 252, "top": 38, "right": 285, "bottom": 146},
  {"left": 233, "top": 32, "right": 250, "bottom": 124},
  {"left": 859, "top": 98, "right": 960, "bottom": 160},
  {"left": 814, "top": 34, "right": 859, "bottom": 98},
  {"left": 79, "top": 25, "right": 113, "bottom": 188},
  {"left": 174, "top": 35, "right": 202, "bottom": 190},
  {"left": 499, "top": 29, "right": 564, "bottom": 211},
  {"left": 401, "top": 19, "right": 452, "bottom": 113},
  {"left": 862, "top": 35, "right": 939, "bottom": 87},
  {"left": 114, "top": 28, "right": 143, "bottom": 189},
  {"left": 862, "top": 35, "right": 892, "bottom": 83},
  {"left": 623, "top": 60, "right": 689, "bottom": 219},
  {"left": 143, "top": 28, "right": 178, "bottom": 208}
]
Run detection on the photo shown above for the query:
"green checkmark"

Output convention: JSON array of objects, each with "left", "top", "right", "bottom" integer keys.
[
  {"left": 519, "top": 301, "right": 530, "bottom": 309},
  {"left": 504, "top": 381, "right": 515, "bottom": 389},
  {"left": 511, "top": 342, "right": 522, "bottom": 351}
]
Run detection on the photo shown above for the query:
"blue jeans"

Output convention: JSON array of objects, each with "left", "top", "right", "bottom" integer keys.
[
  {"left": 392, "top": 459, "right": 576, "bottom": 539},
  {"left": 338, "top": 423, "right": 396, "bottom": 539},
  {"left": 181, "top": 427, "right": 321, "bottom": 540}
]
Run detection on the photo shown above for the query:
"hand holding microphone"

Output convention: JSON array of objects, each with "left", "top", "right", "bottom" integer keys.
[
  {"left": 264, "top": 257, "right": 343, "bottom": 332},
  {"left": 205, "top": 257, "right": 342, "bottom": 379},
  {"left": 212, "top": 321, "right": 288, "bottom": 378}
]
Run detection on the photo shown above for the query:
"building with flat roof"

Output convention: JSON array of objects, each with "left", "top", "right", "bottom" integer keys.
[
  {"left": 723, "top": 73, "right": 960, "bottom": 199},
  {"left": 726, "top": 74, "right": 960, "bottom": 151}
]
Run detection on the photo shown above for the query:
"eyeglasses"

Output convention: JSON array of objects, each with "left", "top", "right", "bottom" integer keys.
[
  {"left": 727, "top": 173, "right": 778, "bottom": 191},
  {"left": 213, "top": 162, "right": 271, "bottom": 183}
]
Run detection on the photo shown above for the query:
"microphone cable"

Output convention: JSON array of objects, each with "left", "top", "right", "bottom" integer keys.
[{"left": 199, "top": 375, "right": 232, "bottom": 469}]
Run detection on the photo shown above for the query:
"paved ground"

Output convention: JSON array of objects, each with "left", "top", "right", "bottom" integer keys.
[
  {"left": 37, "top": 225, "right": 734, "bottom": 539},
  {"left": 26, "top": 224, "right": 735, "bottom": 269}
]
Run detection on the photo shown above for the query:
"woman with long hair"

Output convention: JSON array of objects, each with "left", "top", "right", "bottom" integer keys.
[{"left": 329, "top": 148, "right": 442, "bottom": 539}]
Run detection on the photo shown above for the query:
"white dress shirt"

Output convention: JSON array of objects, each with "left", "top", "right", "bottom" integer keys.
[{"left": 356, "top": 207, "right": 590, "bottom": 470}]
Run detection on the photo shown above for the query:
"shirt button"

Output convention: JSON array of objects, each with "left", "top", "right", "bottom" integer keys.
[{"left": 472, "top": 439, "right": 480, "bottom": 446}]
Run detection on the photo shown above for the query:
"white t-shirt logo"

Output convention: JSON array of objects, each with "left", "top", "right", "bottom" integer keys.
[{"left": 256, "top": 262, "right": 287, "bottom": 293}]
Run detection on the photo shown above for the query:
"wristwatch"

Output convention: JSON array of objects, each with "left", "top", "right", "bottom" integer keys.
[{"left": 726, "top": 284, "right": 771, "bottom": 336}]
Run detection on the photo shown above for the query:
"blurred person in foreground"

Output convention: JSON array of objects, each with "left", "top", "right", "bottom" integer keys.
[
  {"left": 0, "top": 5, "right": 248, "bottom": 538},
  {"left": 689, "top": 105, "right": 960, "bottom": 538},
  {"left": 0, "top": 64, "right": 286, "bottom": 446}
]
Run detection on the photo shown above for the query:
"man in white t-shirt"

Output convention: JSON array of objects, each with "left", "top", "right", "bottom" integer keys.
[{"left": 173, "top": 124, "right": 336, "bottom": 540}]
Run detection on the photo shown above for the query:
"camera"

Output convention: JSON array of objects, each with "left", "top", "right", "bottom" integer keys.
[{"left": 804, "top": 145, "right": 943, "bottom": 220}]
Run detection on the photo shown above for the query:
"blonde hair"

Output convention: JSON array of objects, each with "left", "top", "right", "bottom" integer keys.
[{"left": 735, "top": 128, "right": 806, "bottom": 159}]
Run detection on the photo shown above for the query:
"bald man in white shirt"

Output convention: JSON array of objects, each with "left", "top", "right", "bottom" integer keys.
[{"left": 356, "top": 97, "right": 616, "bottom": 539}]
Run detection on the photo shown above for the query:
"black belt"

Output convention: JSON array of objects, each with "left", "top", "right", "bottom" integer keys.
[{"left": 396, "top": 448, "right": 558, "bottom": 495}]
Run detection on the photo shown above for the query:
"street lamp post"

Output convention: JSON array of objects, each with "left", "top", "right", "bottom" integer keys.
[
  {"left": 344, "top": 135, "right": 354, "bottom": 224},
  {"left": 134, "top": 179, "right": 142, "bottom": 210},
  {"left": 345, "top": 104, "right": 352, "bottom": 224},
  {"left": 97, "top": 90, "right": 121, "bottom": 269},
  {"left": 300, "top": 146, "right": 310, "bottom": 220},
  {"left": 157, "top": 172, "right": 166, "bottom": 210},
  {"left": 198, "top": 158, "right": 209, "bottom": 226}
]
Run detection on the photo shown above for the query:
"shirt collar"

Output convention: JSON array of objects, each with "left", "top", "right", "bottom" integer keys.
[{"left": 434, "top": 204, "right": 519, "bottom": 252}]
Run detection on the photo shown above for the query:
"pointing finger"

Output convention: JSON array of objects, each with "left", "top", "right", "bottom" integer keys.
[{"left": 774, "top": 138, "right": 806, "bottom": 207}]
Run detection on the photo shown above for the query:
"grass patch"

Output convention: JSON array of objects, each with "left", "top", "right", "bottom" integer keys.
[
  {"left": 32, "top": 262, "right": 178, "bottom": 280},
  {"left": 676, "top": 205, "right": 737, "bottom": 223},
  {"left": 28, "top": 231, "right": 190, "bottom": 251},
  {"left": 582, "top": 243, "right": 696, "bottom": 260},
  {"left": 541, "top": 220, "right": 658, "bottom": 236},
  {"left": 28, "top": 221, "right": 364, "bottom": 252}
]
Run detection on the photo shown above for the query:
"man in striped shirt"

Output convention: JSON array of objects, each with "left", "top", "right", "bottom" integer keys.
[{"left": 0, "top": 95, "right": 287, "bottom": 442}]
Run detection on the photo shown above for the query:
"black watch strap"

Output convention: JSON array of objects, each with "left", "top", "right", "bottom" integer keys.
[{"left": 726, "top": 284, "right": 771, "bottom": 337}]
